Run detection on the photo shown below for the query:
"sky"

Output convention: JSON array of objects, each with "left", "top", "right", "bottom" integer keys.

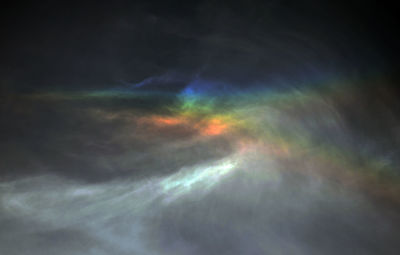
[{"left": 1, "top": 1, "right": 400, "bottom": 254}]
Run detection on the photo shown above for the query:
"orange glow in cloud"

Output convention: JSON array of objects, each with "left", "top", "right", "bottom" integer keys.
[
  {"left": 138, "top": 115, "right": 232, "bottom": 136},
  {"left": 139, "top": 116, "right": 188, "bottom": 127},
  {"left": 199, "top": 118, "right": 229, "bottom": 136},
  {"left": 152, "top": 116, "right": 186, "bottom": 126}
]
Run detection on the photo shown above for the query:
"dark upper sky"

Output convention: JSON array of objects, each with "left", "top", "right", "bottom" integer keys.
[{"left": 1, "top": 0, "right": 398, "bottom": 93}]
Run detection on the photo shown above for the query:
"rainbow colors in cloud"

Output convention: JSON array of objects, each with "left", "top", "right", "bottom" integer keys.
[{"left": 22, "top": 77, "right": 400, "bottom": 209}]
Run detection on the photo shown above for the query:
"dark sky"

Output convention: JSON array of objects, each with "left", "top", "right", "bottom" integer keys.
[{"left": 1, "top": 0, "right": 398, "bottom": 93}]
